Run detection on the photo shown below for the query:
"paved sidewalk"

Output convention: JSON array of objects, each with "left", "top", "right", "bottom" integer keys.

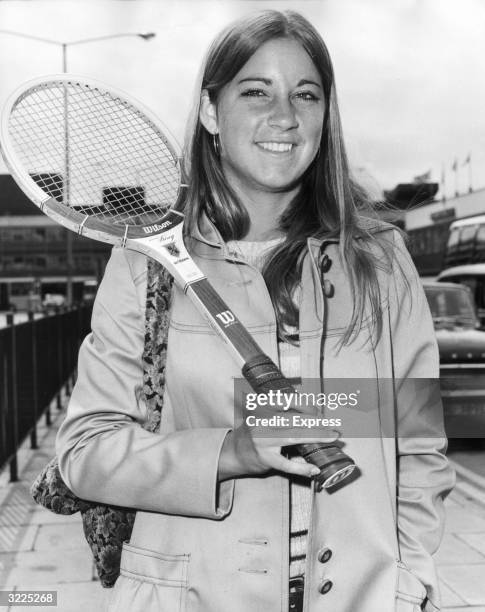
[
  {"left": 436, "top": 464, "right": 485, "bottom": 611},
  {"left": 0, "top": 398, "right": 485, "bottom": 611},
  {"left": 0, "top": 396, "right": 107, "bottom": 611}
]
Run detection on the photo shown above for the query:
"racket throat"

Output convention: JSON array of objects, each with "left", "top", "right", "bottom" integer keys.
[{"left": 127, "top": 211, "right": 205, "bottom": 291}]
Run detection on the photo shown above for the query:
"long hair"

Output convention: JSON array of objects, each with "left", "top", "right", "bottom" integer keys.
[{"left": 178, "top": 9, "right": 395, "bottom": 345}]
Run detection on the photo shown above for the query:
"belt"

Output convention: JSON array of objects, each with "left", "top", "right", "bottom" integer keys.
[{"left": 289, "top": 576, "right": 304, "bottom": 612}]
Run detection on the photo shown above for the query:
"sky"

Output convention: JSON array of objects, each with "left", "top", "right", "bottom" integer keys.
[{"left": 0, "top": 0, "right": 484, "bottom": 200}]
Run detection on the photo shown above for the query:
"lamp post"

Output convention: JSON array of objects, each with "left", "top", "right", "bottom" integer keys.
[{"left": 0, "top": 30, "right": 156, "bottom": 305}]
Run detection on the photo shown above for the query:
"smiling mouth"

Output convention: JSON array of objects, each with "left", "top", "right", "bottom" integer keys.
[{"left": 257, "top": 142, "right": 294, "bottom": 153}]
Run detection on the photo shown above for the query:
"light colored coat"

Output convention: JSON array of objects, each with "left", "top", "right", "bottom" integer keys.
[{"left": 56, "top": 218, "right": 455, "bottom": 612}]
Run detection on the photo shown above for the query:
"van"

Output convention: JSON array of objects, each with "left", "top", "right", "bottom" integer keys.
[
  {"left": 423, "top": 280, "right": 485, "bottom": 439},
  {"left": 444, "top": 215, "right": 485, "bottom": 267},
  {"left": 437, "top": 264, "right": 485, "bottom": 327}
]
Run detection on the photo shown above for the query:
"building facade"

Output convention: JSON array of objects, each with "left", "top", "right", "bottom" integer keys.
[
  {"left": 405, "top": 188, "right": 485, "bottom": 277},
  {"left": 0, "top": 174, "right": 110, "bottom": 310}
]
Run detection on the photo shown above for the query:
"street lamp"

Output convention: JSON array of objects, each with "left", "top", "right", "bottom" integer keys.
[
  {"left": 0, "top": 30, "right": 156, "bottom": 72},
  {"left": 0, "top": 30, "right": 156, "bottom": 305}
]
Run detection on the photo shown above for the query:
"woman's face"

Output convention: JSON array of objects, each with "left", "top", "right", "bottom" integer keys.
[{"left": 201, "top": 37, "right": 325, "bottom": 199}]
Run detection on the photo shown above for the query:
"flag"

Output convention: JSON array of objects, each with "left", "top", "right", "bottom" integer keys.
[
  {"left": 413, "top": 170, "right": 431, "bottom": 183},
  {"left": 440, "top": 164, "right": 446, "bottom": 202},
  {"left": 462, "top": 153, "right": 471, "bottom": 166}
]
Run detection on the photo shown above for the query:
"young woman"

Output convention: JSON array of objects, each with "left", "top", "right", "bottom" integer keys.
[{"left": 56, "top": 10, "right": 454, "bottom": 612}]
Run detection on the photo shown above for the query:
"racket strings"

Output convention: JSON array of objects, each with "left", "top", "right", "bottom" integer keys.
[{"left": 8, "top": 81, "right": 180, "bottom": 227}]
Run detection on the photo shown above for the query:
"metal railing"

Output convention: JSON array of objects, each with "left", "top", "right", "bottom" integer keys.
[{"left": 0, "top": 306, "right": 92, "bottom": 480}]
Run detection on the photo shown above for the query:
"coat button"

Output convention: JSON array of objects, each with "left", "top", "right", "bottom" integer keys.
[
  {"left": 320, "top": 254, "right": 332, "bottom": 272},
  {"left": 317, "top": 548, "right": 332, "bottom": 563},
  {"left": 318, "top": 579, "right": 333, "bottom": 594},
  {"left": 323, "top": 279, "right": 334, "bottom": 297}
]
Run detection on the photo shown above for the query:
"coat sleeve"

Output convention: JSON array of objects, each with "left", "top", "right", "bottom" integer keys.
[
  {"left": 388, "top": 231, "right": 456, "bottom": 611},
  {"left": 56, "top": 247, "right": 234, "bottom": 519}
]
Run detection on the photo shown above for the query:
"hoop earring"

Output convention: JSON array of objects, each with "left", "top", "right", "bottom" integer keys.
[{"left": 213, "top": 132, "right": 220, "bottom": 157}]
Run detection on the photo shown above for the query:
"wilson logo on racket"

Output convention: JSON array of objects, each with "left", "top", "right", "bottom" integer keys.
[
  {"left": 216, "top": 310, "right": 236, "bottom": 326},
  {"left": 142, "top": 221, "right": 173, "bottom": 234}
]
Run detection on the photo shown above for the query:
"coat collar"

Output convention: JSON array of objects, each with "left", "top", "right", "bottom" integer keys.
[
  {"left": 189, "top": 211, "right": 394, "bottom": 249},
  {"left": 189, "top": 213, "right": 224, "bottom": 249},
  {"left": 185, "top": 212, "right": 393, "bottom": 381}
]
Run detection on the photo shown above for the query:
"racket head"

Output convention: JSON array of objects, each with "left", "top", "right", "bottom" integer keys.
[{"left": 0, "top": 74, "right": 183, "bottom": 245}]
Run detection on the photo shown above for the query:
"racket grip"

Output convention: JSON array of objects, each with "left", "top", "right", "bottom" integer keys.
[{"left": 241, "top": 355, "right": 356, "bottom": 490}]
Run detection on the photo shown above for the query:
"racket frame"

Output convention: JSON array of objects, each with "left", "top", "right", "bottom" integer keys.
[{"left": 0, "top": 73, "right": 182, "bottom": 239}]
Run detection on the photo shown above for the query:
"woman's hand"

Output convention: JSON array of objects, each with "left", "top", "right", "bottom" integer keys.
[{"left": 217, "top": 422, "right": 337, "bottom": 481}]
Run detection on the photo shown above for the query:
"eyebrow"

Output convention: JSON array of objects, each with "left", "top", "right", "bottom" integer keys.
[{"left": 237, "top": 77, "right": 321, "bottom": 88}]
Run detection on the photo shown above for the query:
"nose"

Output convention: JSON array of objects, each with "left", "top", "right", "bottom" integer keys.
[{"left": 267, "top": 97, "right": 298, "bottom": 130}]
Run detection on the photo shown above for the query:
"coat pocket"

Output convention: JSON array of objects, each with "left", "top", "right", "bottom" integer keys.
[
  {"left": 395, "top": 561, "right": 427, "bottom": 612},
  {"left": 107, "top": 543, "right": 189, "bottom": 612}
]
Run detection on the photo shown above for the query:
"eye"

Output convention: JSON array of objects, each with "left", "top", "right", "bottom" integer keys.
[
  {"left": 241, "top": 88, "right": 267, "bottom": 98},
  {"left": 293, "top": 91, "right": 320, "bottom": 102}
]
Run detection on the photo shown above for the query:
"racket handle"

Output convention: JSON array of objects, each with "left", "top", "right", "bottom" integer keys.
[{"left": 241, "top": 355, "right": 356, "bottom": 490}]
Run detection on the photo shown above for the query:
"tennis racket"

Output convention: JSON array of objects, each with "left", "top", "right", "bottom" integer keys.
[{"left": 0, "top": 74, "right": 356, "bottom": 489}]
